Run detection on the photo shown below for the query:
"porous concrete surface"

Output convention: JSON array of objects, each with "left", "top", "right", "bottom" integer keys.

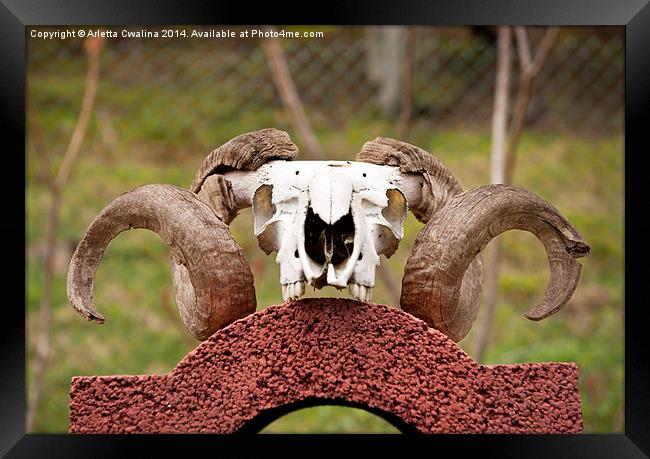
[{"left": 69, "top": 298, "right": 583, "bottom": 433}]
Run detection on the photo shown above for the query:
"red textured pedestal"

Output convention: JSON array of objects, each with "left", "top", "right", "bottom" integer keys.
[{"left": 69, "top": 298, "right": 583, "bottom": 433}]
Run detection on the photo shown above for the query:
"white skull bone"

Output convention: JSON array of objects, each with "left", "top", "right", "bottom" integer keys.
[{"left": 225, "top": 160, "right": 415, "bottom": 302}]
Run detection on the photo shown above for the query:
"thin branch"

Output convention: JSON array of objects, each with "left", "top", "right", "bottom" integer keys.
[
  {"left": 475, "top": 242, "right": 502, "bottom": 363},
  {"left": 27, "top": 37, "right": 104, "bottom": 432},
  {"left": 377, "top": 263, "right": 401, "bottom": 307},
  {"left": 27, "top": 105, "right": 54, "bottom": 188},
  {"left": 261, "top": 28, "right": 324, "bottom": 160},
  {"left": 504, "top": 27, "right": 558, "bottom": 185},
  {"left": 529, "top": 27, "right": 559, "bottom": 77},
  {"left": 514, "top": 27, "right": 531, "bottom": 70},
  {"left": 398, "top": 27, "right": 417, "bottom": 140},
  {"left": 160, "top": 287, "right": 197, "bottom": 349},
  {"left": 504, "top": 84, "right": 532, "bottom": 184},
  {"left": 475, "top": 27, "right": 511, "bottom": 362},
  {"left": 489, "top": 26, "right": 511, "bottom": 185},
  {"left": 54, "top": 38, "right": 104, "bottom": 191}
]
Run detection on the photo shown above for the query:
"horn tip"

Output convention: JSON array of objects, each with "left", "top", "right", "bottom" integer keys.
[
  {"left": 568, "top": 241, "right": 590, "bottom": 258},
  {"left": 74, "top": 304, "right": 105, "bottom": 324},
  {"left": 524, "top": 305, "right": 559, "bottom": 321},
  {"left": 92, "top": 314, "right": 105, "bottom": 324},
  {"left": 524, "top": 311, "right": 544, "bottom": 321}
]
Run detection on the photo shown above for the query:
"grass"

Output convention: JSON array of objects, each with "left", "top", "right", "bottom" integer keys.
[
  {"left": 260, "top": 406, "right": 401, "bottom": 433},
  {"left": 26, "top": 43, "right": 623, "bottom": 433}
]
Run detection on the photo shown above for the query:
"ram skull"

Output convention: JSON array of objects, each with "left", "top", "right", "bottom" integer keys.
[
  {"left": 224, "top": 160, "right": 418, "bottom": 302},
  {"left": 67, "top": 128, "right": 590, "bottom": 342}
]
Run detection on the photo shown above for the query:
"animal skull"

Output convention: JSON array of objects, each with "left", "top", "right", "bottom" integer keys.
[
  {"left": 225, "top": 160, "right": 415, "bottom": 302},
  {"left": 67, "top": 129, "right": 590, "bottom": 342}
]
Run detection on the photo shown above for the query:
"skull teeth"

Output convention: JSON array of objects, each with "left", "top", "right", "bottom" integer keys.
[
  {"left": 282, "top": 281, "right": 306, "bottom": 302},
  {"left": 348, "top": 282, "right": 373, "bottom": 303}
]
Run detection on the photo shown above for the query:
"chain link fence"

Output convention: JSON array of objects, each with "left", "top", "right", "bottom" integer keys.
[{"left": 28, "top": 26, "right": 623, "bottom": 147}]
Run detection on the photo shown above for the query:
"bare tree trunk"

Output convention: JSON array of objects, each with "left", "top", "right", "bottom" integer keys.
[
  {"left": 261, "top": 30, "right": 324, "bottom": 160},
  {"left": 475, "top": 27, "right": 558, "bottom": 362},
  {"left": 398, "top": 27, "right": 417, "bottom": 140},
  {"left": 377, "top": 262, "right": 402, "bottom": 306},
  {"left": 160, "top": 287, "right": 197, "bottom": 348},
  {"left": 262, "top": 30, "right": 402, "bottom": 306},
  {"left": 504, "top": 27, "right": 558, "bottom": 184},
  {"left": 28, "top": 106, "right": 53, "bottom": 185},
  {"left": 489, "top": 27, "right": 512, "bottom": 186},
  {"left": 27, "top": 37, "right": 104, "bottom": 432},
  {"left": 475, "top": 26, "right": 511, "bottom": 363},
  {"left": 366, "top": 27, "right": 407, "bottom": 117}
]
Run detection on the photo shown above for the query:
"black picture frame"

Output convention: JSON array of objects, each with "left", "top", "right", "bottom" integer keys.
[{"left": 7, "top": 0, "right": 649, "bottom": 456}]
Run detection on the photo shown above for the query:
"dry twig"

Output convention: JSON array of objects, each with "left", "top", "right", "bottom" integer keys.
[
  {"left": 504, "top": 27, "right": 559, "bottom": 184},
  {"left": 27, "top": 36, "right": 104, "bottom": 432},
  {"left": 398, "top": 27, "right": 417, "bottom": 140},
  {"left": 160, "top": 287, "right": 198, "bottom": 348},
  {"left": 261, "top": 29, "right": 324, "bottom": 160}
]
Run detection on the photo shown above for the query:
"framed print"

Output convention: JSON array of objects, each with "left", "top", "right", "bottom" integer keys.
[{"left": 7, "top": 0, "right": 649, "bottom": 456}]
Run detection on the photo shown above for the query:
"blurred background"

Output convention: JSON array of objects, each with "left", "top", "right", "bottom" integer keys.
[{"left": 26, "top": 25, "right": 623, "bottom": 433}]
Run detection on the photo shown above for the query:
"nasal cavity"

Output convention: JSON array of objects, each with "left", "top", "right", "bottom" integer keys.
[{"left": 304, "top": 207, "right": 355, "bottom": 266}]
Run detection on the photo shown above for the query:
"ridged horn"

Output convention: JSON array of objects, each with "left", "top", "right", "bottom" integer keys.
[
  {"left": 170, "top": 128, "right": 299, "bottom": 339},
  {"left": 67, "top": 184, "right": 256, "bottom": 341},
  {"left": 190, "top": 128, "right": 298, "bottom": 223},
  {"left": 356, "top": 137, "right": 463, "bottom": 223},
  {"left": 401, "top": 184, "right": 590, "bottom": 342},
  {"left": 356, "top": 137, "right": 483, "bottom": 337}
]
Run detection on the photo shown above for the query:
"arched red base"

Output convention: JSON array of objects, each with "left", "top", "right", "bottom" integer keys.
[{"left": 69, "top": 298, "right": 583, "bottom": 433}]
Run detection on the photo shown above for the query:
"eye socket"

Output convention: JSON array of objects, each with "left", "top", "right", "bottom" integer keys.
[
  {"left": 294, "top": 250, "right": 299, "bottom": 258},
  {"left": 295, "top": 171, "right": 300, "bottom": 175},
  {"left": 362, "top": 173, "right": 367, "bottom": 177}
]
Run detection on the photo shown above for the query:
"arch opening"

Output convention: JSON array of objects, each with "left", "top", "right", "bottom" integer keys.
[{"left": 236, "top": 397, "right": 417, "bottom": 434}]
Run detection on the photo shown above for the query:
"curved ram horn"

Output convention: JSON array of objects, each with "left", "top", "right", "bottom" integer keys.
[
  {"left": 191, "top": 128, "right": 298, "bottom": 224},
  {"left": 67, "top": 184, "right": 256, "bottom": 341},
  {"left": 170, "top": 128, "right": 298, "bottom": 331},
  {"left": 400, "top": 184, "right": 590, "bottom": 342},
  {"left": 356, "top": 137, "right": 484, "bottom": 333},
  {"left": 169, "top": 128, "right": 299, "bottom": 338},
  {"left": 356, "top": 137, "right": 463, "bottom": 223}
]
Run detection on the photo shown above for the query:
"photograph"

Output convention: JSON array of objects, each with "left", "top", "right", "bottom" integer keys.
[{"left": 26, "top": 24, "right": 622, "bottom": 434}]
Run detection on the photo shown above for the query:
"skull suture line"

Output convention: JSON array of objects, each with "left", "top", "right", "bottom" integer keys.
[{"left": 67, "top": 129, "right": 590, "bottom": 342}]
